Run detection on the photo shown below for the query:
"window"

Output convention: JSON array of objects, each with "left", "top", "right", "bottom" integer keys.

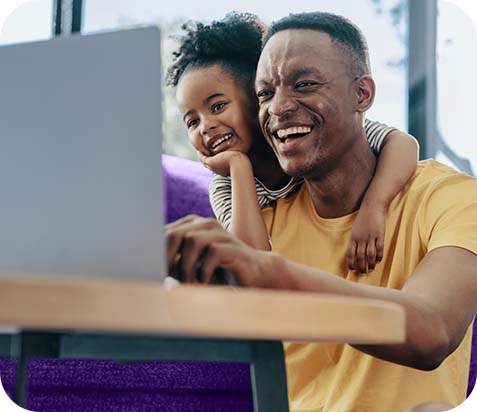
[
  {"left": 436, "top": 0, "right": 476, "bottom": 175},
  {"left": 0, "top": 0, "right": 52, "bottom": 46}
]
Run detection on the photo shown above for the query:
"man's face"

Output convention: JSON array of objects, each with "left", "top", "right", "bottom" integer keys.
[{"left": 255, "top": 29, "right": 361, "bottom": 178}]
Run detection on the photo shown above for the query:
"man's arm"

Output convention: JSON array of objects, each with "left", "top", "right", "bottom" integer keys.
[
  {"left": 276, "top": 245, "right": 477, "bottom": 370},
  {"left": 356, "top": 246, "right": 477, "bottom": 370},
  {"left": 166, "top": 216, "right": 477, "bottom": 370}
]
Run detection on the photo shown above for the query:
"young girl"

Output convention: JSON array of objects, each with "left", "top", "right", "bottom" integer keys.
[{"left": 166, "top": 12, "right": 419, "bottom": 274}]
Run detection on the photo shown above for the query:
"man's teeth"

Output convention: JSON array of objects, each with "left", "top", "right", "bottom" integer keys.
[
  {"left": 277, "top": 126, "right": 311, "bottom": 139},
  {"left": 211, "top": 134, "right": 232, "bottom": 149}
]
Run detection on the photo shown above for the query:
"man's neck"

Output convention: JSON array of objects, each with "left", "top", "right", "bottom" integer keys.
[{"left": 304, "top": 138, "right": 377, "bottom": 218}]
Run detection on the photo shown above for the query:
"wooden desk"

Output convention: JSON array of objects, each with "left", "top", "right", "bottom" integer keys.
[{"left": 0, "top": 275, "right": 406, "bottom": 411}]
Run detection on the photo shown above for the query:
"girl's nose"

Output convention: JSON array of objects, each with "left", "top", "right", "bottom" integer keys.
[{"left": 199, "top": 115, "right": 218, "bottom": 137}]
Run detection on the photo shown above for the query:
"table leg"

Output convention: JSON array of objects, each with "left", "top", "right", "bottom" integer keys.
[
  {"left": 0, "top": 334, "right": 12, "bottom": 357},
  {"left": 250, "top": 341, "right": 289, "bottom": 412},
  {"left": 11, "top": 331, "right": 60, "bottom": 408}
]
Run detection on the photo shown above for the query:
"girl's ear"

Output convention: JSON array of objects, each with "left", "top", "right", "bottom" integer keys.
[{"left": 355, "top": 75, "right": 375, "bottom": 112}]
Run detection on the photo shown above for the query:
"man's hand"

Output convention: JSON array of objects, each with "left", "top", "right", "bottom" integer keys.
[
  {"left": 197, "top": 151, "right": 249, "bottom": 177},
  {"left": 346, "top": 205, "right": 386, "bottom": 274},
  {"left": 165, "top": 215, "right": 269, "bottom": 286}
]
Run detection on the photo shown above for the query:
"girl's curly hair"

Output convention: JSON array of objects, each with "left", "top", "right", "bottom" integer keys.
[{"left": 166, "top": 12, "right": 265, "bottom": 89}]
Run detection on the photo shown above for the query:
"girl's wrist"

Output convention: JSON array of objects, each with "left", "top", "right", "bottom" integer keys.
[
  {"left": 229, "top": 152, "right": 252, "bottom": 173},
  {"left": 361, "top": 195, "right": 389, "bottom": 213}
]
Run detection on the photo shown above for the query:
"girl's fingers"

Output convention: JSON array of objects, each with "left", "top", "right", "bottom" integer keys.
[
  {"left": 346, "top": 240, "right": 357, "bottom": 272},
  {"left": 367, "top": 241, "right": 377, "bottom": 272},
  {"left": 376, "top": 236, "right": 385, "bottom": 263},
  {"left": 356, "top": 242, "right": 367, "bottom": 274}
]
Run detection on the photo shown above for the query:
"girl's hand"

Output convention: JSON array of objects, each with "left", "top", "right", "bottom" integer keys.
[
  {"left": 346, "top": 206, "right": 386, "bottom": 274},
  {"left": 197, "top": 150, "right": 248, "bottom": 177}
]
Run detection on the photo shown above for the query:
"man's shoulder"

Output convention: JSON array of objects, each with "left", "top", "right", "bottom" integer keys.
[
  {"left": 408, "top": 159, "right": 476, "bottom": 192},
  {"left": 414, "top": 159, "right": 467, "bottom": 178},
  {"left": 404, "top": 160, "right": 477, "bottom": 256},
  {"left": 393, "top": 159, "right": 477, "bottom": 218}
]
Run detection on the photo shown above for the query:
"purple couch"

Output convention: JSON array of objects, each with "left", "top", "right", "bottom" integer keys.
[{"left": 0, "top": 154, "right": 475, "bottom": 410}]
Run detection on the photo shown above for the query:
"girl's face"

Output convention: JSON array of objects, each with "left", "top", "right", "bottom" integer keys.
[{"left": 176, "top": 65, "right": 258, "bottom": 157}]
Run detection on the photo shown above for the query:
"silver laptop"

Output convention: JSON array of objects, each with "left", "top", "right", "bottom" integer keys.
[{"left": 0, "top": 27, "right": 165, "bottom": 280}]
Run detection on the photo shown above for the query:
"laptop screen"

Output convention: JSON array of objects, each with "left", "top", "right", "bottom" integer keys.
[{"left": 0, "top": 27, "right": 165, "bottom": 280}]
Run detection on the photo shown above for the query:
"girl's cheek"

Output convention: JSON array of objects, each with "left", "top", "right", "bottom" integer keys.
[{"left": 188, "top": 133, "right": 205, "bottom": 153}]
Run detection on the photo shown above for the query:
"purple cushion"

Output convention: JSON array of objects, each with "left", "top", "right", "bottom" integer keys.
[
  {"left": 162, "top": 154, "right": 214, "bottom": 223},
  {"left": 0, "top": 359, "right": 253, "bottom": 411}
]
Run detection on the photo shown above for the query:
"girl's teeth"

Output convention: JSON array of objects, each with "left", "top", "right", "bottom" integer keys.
[{"left": 212, "top": 134, "right": 232, "bottom": 149}]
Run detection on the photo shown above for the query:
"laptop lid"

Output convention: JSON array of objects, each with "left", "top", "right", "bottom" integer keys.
[{"left": 0, "top": 27, "right": 165, "bottom": 280}]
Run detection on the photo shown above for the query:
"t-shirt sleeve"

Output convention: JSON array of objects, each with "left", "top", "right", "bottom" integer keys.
[
  {"left": 419, "top": 169, "right": 477, "bottom": 255},
  {"left": 364, "top": 119, "right": 397, "bottom": 155},
  {"left": 209, "top": 174, "right": 233, "bottom": 230}
]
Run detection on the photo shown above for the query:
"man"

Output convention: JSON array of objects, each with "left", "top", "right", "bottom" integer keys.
[{"left": 166, "top": 12, "right": 477, "bottom": 412}]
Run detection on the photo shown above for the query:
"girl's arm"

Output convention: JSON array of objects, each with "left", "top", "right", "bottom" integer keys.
[
  {"left": 202, "top": 151, "right": 271, "bottom": 251},
  {"left": 347, "top": 127, "right": 419, "bottom": 273}
]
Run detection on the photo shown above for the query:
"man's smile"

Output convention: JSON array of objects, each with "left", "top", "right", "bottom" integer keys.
[
  {"left": 277, "top": 131, "right": 313, "bottom": 154},
  {"left": 267, "top": 122, "right": 318, "bottom": 155},
  {"left": 277, "top": 125, "right": 312, "bottom": 140}
]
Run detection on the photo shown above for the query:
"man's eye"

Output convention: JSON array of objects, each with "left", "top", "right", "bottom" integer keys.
[
  {"left": 187, "top": 119, "right": 198, "bottom": 129},
  {"left": 296, "top": 81, "right": 317, "bottom": 89},
  {"left": 212, "top": 102, "right": 226, "bottom": 113},
  {"left": 257, "top": 90, "right": 274, "bottom": 100}
]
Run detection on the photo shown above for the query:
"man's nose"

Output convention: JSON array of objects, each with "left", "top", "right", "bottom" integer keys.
[{"left": 268, "top": 89, "right": 298, "bottom": 117}]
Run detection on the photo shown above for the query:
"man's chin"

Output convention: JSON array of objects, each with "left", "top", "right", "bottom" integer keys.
[{"left": 279, "top": 160, "right": 309, "bottom": 178}]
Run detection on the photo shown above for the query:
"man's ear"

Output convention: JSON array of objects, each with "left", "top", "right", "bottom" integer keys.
[{"left": 354, "top": 75, "right": 375, "bottom": 112}]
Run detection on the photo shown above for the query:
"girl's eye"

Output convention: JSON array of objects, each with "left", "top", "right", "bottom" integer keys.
[
  {"left": 212, "top": 102, "right": 226, "bottom": 113},
  {"left": 187, "top": 119, "right": 198, "bottom": 129}
]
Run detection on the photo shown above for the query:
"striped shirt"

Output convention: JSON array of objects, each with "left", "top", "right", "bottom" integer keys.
[{"left": 210, "top": 119, "right": 396, "bottom": 229}]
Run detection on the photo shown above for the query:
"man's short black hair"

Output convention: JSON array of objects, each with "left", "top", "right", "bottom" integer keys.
[{"left": 264, "top": 12, "right": 371, "bottom": 76}]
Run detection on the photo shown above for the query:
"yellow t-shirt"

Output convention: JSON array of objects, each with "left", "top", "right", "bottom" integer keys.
[{"left": 262, "top": 160, "right": 477, "bottom": 412}]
